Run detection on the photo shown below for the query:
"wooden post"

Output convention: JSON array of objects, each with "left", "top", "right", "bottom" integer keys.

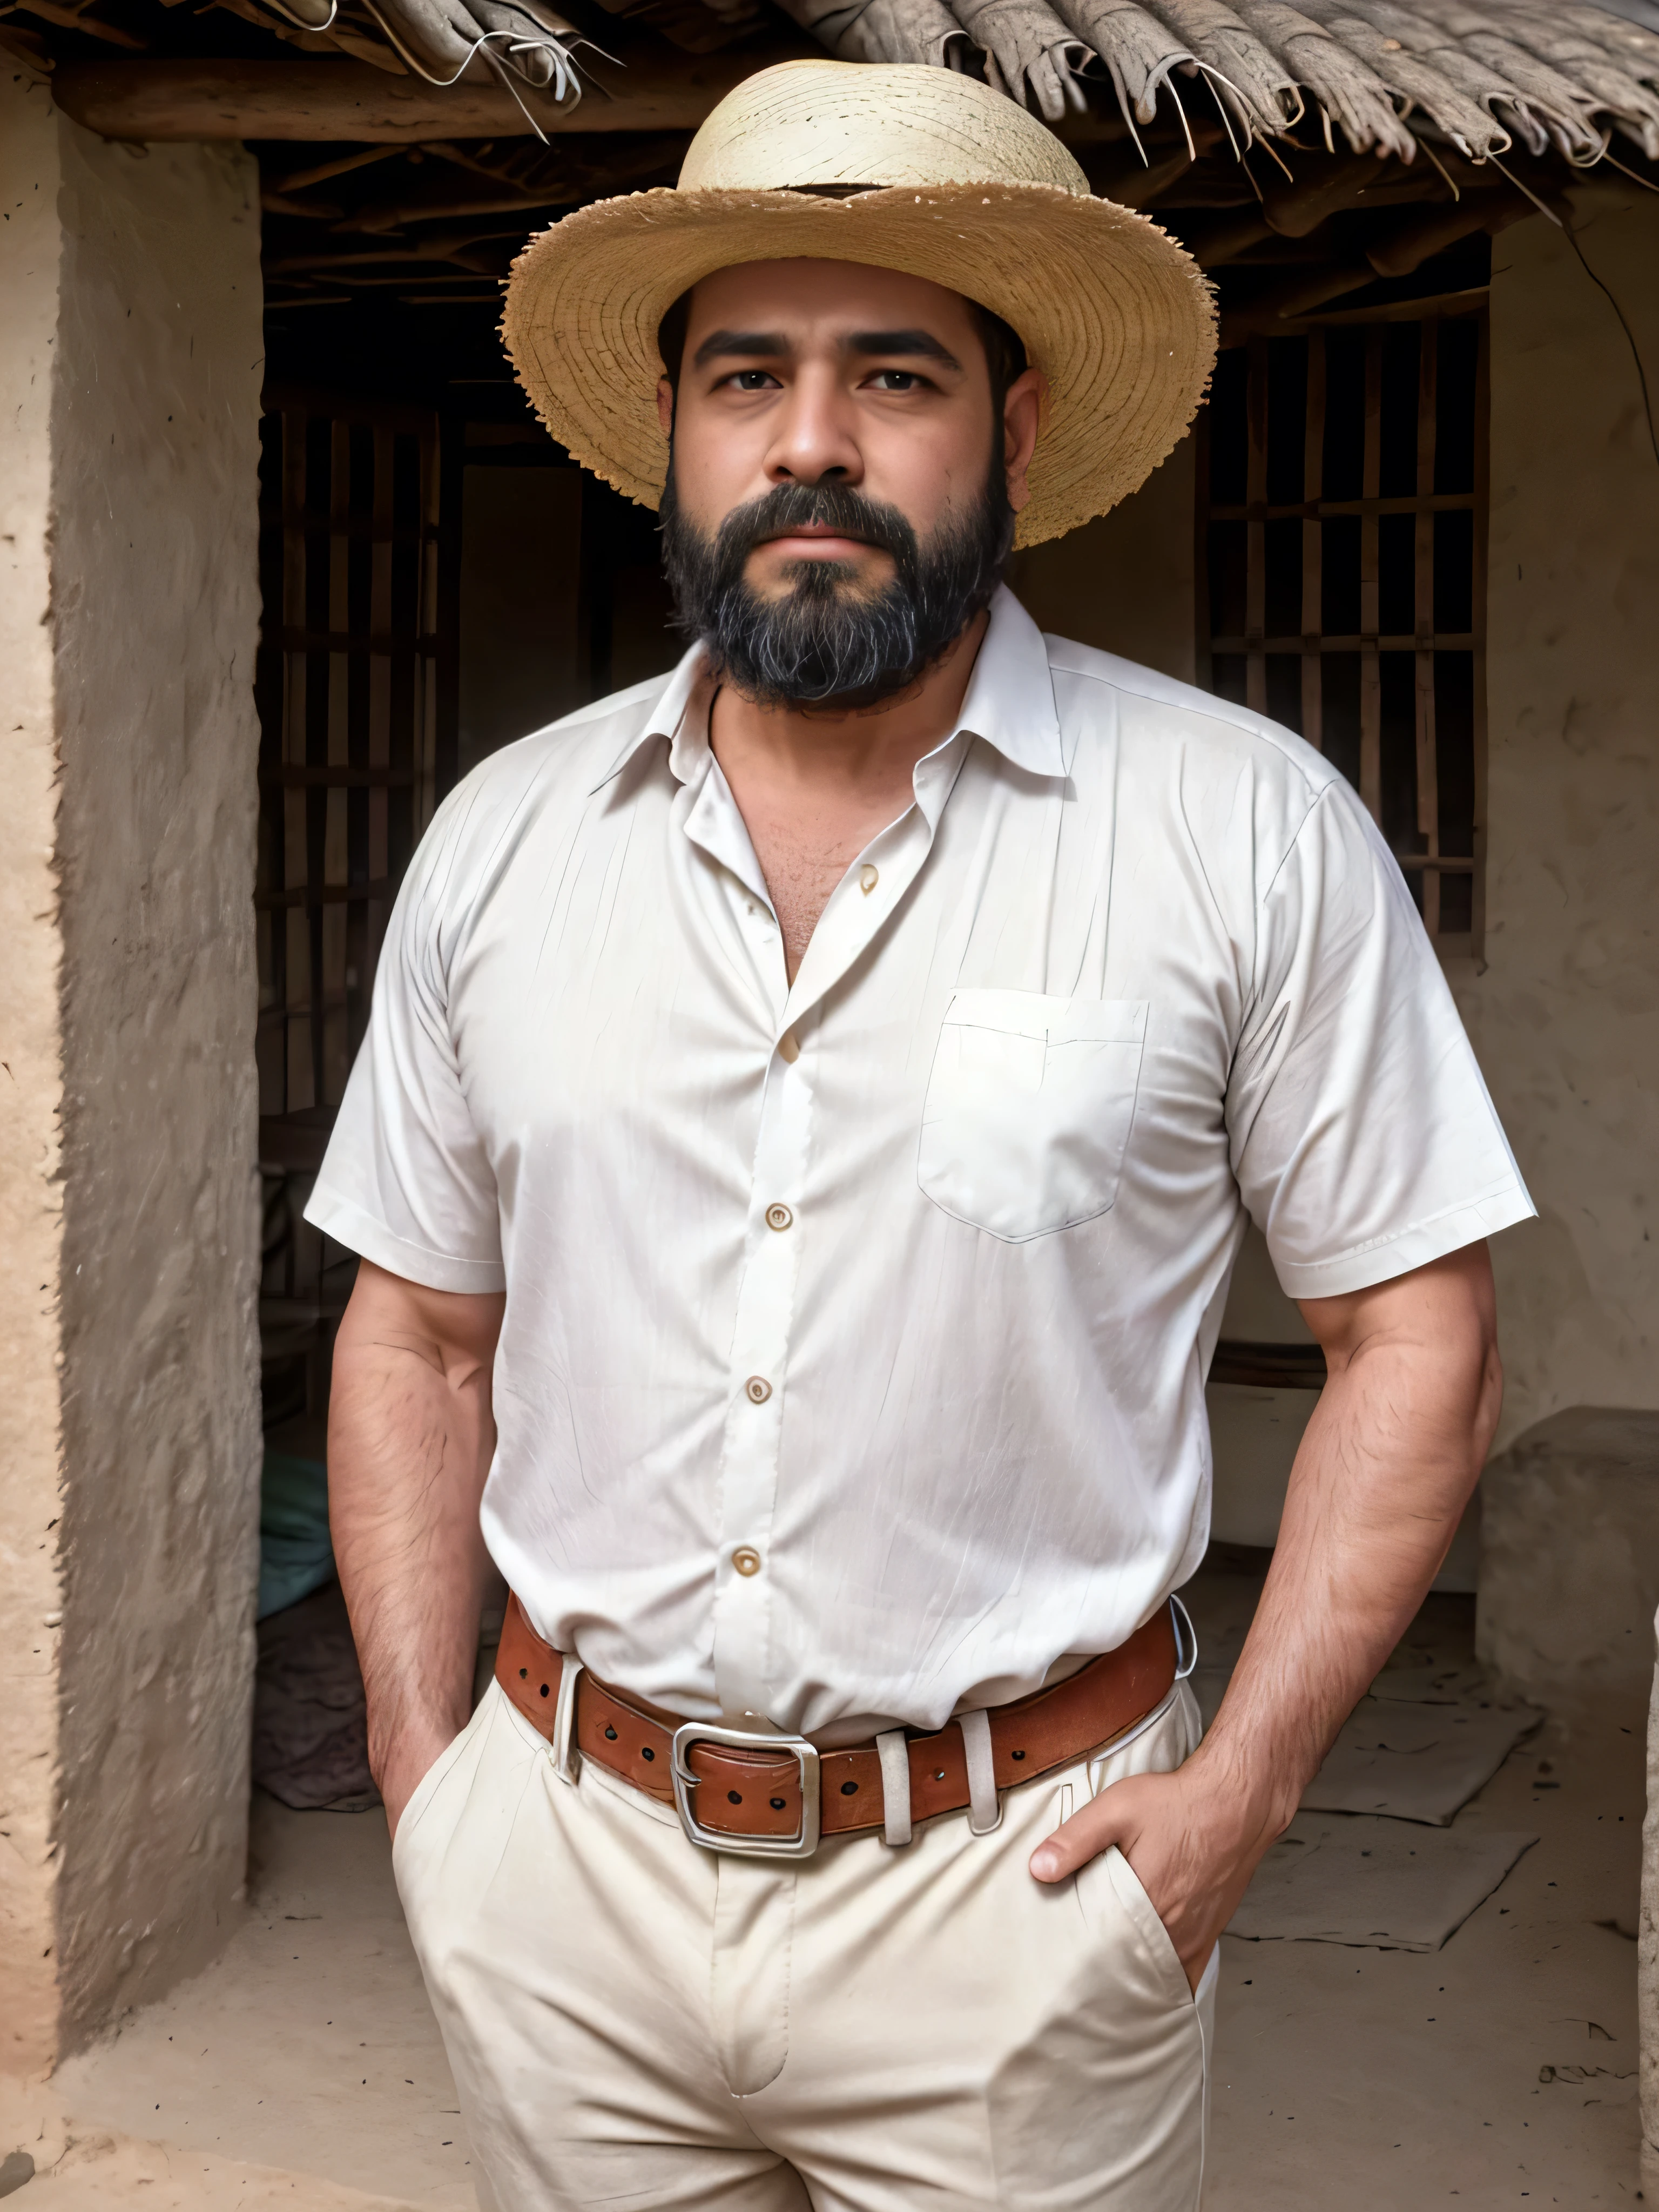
[{"left": 1301, "top": 331, "right": 1325, "bottom": 752}]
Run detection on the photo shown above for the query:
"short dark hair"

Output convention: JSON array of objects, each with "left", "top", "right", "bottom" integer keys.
[{"left": 656, "top": 287, "right": 1028, "bottom": 408}]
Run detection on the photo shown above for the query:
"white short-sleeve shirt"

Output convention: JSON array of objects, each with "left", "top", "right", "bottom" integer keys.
[{"left": 308, "top": 587, "right": 1532, "bottom": 1737}]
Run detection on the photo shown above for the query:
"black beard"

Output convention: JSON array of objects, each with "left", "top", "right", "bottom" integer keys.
[{"left": 658, "top": 463, "right": 1015, "bottom": 711}]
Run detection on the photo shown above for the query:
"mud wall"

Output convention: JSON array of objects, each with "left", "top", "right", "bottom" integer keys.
[
  {"left": 0, "top": 73, "right": 265, "bottom": 2069},
  {"left": 1455, "top": 184, "right": 1659, "bottom": 1449},
  {"left": 0, "top": 70, "right": 71, "bottom": 2083}
]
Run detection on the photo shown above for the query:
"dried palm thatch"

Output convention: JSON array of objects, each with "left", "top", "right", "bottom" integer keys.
[
  {"left": 204, "top": 0, "right": 1659, "bottom": 171},
  {"left": 793, "top": 0, "right": 970, "bottom": 69},
  {"left": 218, "top": 0, "right": 750, "bottom": 110},
  {"left": 764, "top": 0, "right": 1659, "bottom": 173},
  {"left": 245, "top": 0, "right": 590, "bottom": 93}
]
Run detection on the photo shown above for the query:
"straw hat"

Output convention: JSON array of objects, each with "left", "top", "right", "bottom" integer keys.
[{"left": 501, "top": 60, "right": 1216, "bottom": 548}]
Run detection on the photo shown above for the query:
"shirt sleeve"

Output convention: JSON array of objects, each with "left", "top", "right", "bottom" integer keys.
[
  {"left": 304, "top": 798, "right": 505, "bottom": 1294},
  {"left": 1226, "top": 773, "right": 1533, "bottom": 1301}
]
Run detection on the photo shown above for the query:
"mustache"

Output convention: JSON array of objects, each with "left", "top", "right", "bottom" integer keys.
[{"left": 708, "top": 479, "right": 919, "bottom": 582}]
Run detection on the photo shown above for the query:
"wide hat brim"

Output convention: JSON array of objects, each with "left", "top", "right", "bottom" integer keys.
[{"left": 502, "top": 181, "right": 1217, "bottom": 549}]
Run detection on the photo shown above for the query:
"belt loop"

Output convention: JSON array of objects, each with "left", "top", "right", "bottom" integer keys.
[
  {"left": 551, "top": 1655, "right": 584, "bottom": 1786},
  {"left": 1169, "top": 1594, "right": 1198, "bottom": 1680},
  {"left": 876, "top": 1729, "right": 913, "bottom": 1847},
  {"left": 959, "top": 1708, "right": 1001, "bottom": 1835}
]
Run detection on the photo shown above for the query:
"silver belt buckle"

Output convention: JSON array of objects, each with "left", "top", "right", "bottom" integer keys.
[{"left": 670, "top": 1719, "right": 822, "bottom": 1858}]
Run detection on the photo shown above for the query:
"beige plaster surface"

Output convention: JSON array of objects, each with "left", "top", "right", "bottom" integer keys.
[
  {"left": 0, "top": 2077, "right": 431, "bottom": 2212},
  {"left": 1480, "top": 1409, "right": 1659, "bottom": 1700},
  {"left": 0, "top": 72, "right": 72, "bottom": 2082},
  {"left": 45, "top": 1792, "right": 473, "bottom": 2210},
  {"left": 1641, "top": 1625, "right": 1659, "bottom": 2200},
  {"left": 0, "top": 71, "right": 265, "bottom": 2071},
  {"left": 1457, "top": 185, "right": 1659, "bottom": 1454}
]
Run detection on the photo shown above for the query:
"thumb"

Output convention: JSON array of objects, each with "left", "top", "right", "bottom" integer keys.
[{"left": 1028, "top": 1776, "right": 1139, "bottom": 1885}]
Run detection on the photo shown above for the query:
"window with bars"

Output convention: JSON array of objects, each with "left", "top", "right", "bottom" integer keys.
[
  {"left": 1197, "top": 311, "right": 1488, "bottom": 954},
  {"left": 254, "top": 390, "right": 457, "bottom": 1416}
]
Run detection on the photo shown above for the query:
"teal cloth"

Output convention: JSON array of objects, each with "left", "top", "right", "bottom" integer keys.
[{"left": 258, "top": 1451, "right": 335, "bottom": 1621}]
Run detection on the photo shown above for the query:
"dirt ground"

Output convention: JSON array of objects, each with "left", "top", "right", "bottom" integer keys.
[{"left": 7, "top": 1561, "right": 1644, "bottom": 2209}]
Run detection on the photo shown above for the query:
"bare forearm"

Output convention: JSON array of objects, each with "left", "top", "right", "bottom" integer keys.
[
  {"left": 1190, "top": 1272, "right": 1503, "bottom": 1832},
  {"left": 329, "top": 1261, "right": 505, "bottom": 1820},
  {"left": 1030, "top": 1242, "right": 1503, "bottom": 1985}
]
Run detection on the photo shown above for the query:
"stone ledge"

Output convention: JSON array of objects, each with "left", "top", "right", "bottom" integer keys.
[{"left": 1478, "top": 1406, "right": 1659, "bottom": 1698}]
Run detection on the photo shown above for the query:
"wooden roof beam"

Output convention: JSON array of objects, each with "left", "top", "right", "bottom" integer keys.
[
  {"left": 52, "top": 46, "right": 812, "bottom": 141},
  {"left": 53, "top": 48, "right": 1149, "bottom": 145}
]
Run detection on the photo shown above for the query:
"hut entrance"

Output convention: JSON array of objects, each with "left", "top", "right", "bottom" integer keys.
[
  {"left": 252, "top": 391, "right": 450, "bottom": 1812},
  {"left": 247, "top": 362, "right": 680, "bottom": 1817}
]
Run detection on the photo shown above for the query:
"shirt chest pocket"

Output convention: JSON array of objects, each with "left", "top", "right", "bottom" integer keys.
[{"left": 917, "top": 990, "right": 1148, "bottom": 1243}]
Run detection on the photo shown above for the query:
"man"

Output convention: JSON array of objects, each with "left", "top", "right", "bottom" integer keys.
[{"left": 310, "top": 57, "right": 1532, "bottom": 2212}]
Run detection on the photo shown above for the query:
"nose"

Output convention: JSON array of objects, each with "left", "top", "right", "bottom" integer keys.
[{"left": 763, "top": 363, "right": 863, "bottom": 492}]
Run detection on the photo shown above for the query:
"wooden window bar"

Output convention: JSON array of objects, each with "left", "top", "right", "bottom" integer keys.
[
  {"left": 253, "top": 390, "right": 458, "bottom": 1401},
  {"left": 1197, "top": 307, "right": 1489, "bottom": 957}
]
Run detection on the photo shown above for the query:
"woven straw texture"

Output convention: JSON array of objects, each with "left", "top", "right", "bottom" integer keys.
[{"left": 501, "top": 61, "right": 1217, "bottom": 547}]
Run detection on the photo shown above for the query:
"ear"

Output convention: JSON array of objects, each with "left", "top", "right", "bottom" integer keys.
[
  {"left": 656, "top": 376, "right": 675, "bottom": 442},
  {"left": 1002, "top": 366, "right": 1044, "bottom": 516}
]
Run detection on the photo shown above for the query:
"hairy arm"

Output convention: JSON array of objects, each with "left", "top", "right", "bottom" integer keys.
[
  {"left": 329, "top": 1257, "right": 507, "bottom": 1836},
  {"left": 1029, "top": 1240, "right": 1504, "bottom": 1982}
]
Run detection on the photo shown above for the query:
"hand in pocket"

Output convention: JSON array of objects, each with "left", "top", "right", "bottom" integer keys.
[{"left": 1029, "top": 1763, "right": 1276, "bottom": 1993}]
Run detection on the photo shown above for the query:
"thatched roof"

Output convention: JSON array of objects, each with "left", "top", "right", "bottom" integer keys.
[
  {"left": 163, "top": 0, "right": 1659, "bottom": 172},
  {"left": 831, "top": 1, "right": 1659, "bottom": 168},
  {"left": 16, "top": 0, "right": 1653, "bottom": 329}
]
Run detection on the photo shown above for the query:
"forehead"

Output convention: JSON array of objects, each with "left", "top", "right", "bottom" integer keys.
[{"left": 685, "top": 259, "right": 978, "bottom": 341}]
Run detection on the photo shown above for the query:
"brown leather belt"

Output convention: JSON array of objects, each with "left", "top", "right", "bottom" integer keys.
[{"left": 495, "top": 1592, "right": 1184, "bottom": 1857}]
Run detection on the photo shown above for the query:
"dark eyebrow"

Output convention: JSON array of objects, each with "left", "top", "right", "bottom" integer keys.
[
  {"left": 847, "top": 329, "right": 962, "bottom": 370},
  {"left": 691, "top": 329, "right": 788, "bottom": 369},
  {"left": 689, "top": 327, "right": 964, "bottom": 373}
]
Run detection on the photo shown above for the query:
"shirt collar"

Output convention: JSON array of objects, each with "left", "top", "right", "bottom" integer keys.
[
  {"left": 953, "top": 586, "right": 1067, "bottom": 778},
  {"left": 589, "top": 583, "right": 1065, "bottom": 792}
]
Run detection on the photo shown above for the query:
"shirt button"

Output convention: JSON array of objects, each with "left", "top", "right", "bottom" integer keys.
[
  {"left": 859, "top": 864, "right": 879, "bottom": 895},
  {"left": 745, "top": 1376, "right": 773, "bottom": 1404},
  {"left": 765, "top": 1203, "right": 793, "bottom": 1232},
  {"left": 732, "top": 1547, "right": 763, "bottom": 1577}
]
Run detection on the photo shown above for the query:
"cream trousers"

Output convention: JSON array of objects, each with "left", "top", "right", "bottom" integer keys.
[{"left": 394, "top": 1678, "right": 1216, "bottom": 2212}]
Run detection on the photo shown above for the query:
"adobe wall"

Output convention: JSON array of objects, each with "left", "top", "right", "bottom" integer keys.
[
  {"left": 0, "top": 71, "right": 70, "bottom": 2082},
  {"left": 1454, "top": 184, "right": 1659, "bottom": 1450},
  {"left": 0, "top": 72, "right": 265, "bottom": 2070}
]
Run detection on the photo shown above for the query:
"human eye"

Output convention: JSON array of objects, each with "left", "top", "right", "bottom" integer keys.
[
  {"left": 721, "top": 368, "right": 781, "bottom": 392},
  {"left": 866, "top": 368, "right": 928, "bottom": 392}
]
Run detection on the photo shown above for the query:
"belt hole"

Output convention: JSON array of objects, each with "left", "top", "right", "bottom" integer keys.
[
  {"left": 933, "top": 1770, "right": 946, "bottom": 1781},
  {"left": 518, "top": 1667, "right": 528, "bottom": 1680},
  {"left": 539, "top": 1683, "right": 550, "bottom": 1697},
  {"left": 727, "top": 1790, "right": 743, "bottom": 1805},
  {"left": 604, "top": 1725, "right": 618, "bottom": 1741},
  {"left": 1012, "top": 1749, "right": 1026, "bottom": 1761},
  {"left": 840, "top": 1781, "right": 859, "bottom": 1796},
  {"left": 770, "top": 1796, "right": 787, "bottom": 1810},
  {"left": 642, "top": 1746, "right": 656, "bottom": 1762}
]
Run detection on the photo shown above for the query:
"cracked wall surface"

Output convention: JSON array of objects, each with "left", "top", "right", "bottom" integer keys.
[
  {"left": 1455, "top": 183, "right": 1659, "bottom": 1452},
  {"left": 0, "top": 72, "right": 264, "bottom": 2071}
]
